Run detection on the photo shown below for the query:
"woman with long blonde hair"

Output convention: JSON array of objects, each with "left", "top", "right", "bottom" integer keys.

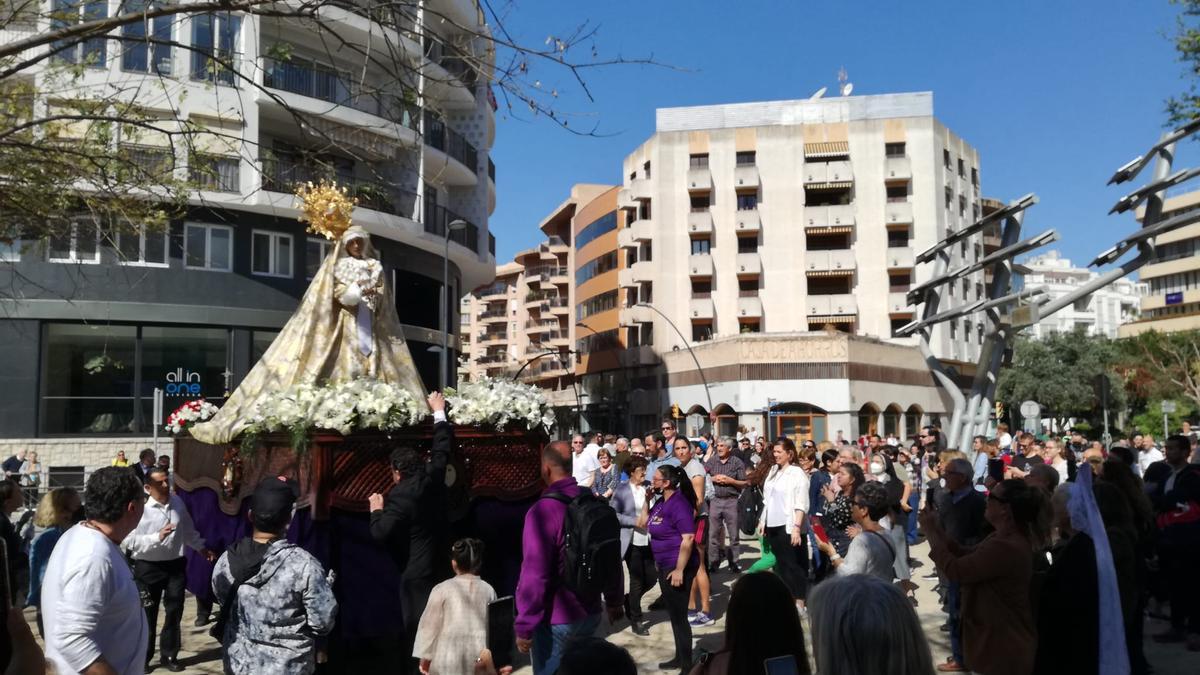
[{"left": 27, "top": 487, "right": 80, "bottom": 635}]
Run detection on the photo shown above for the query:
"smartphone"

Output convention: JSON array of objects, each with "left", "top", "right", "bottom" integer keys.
[
  {"left": 925, "top": 486, "right": 939, "bottom": 511},
  {"left": 487, "top": 595, "right": 516, "bottom": 669},
  {"left": 764, "top": 655, "right": 800, "bottom": 675},
  {"left": 987, "top": 458, "right": 1005, "bottom": 482},
  {"left": 810, "top": 521, "right": 830, "bottom": 545}
]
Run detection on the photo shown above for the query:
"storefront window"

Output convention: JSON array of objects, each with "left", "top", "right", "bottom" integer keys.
[
  {"left": 141, "top": 327, "right": 229, "bottom": 428},
  {"left": 252, "top": 330, "right": 279, "bottom": 364},
  {"left": 41, "top": 324, "right": 137, "bottom": 435}
]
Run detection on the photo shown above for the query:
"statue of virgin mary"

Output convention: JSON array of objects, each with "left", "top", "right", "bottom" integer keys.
[{"left": 190, "top": 182, "right": 427, "bottom": 444}]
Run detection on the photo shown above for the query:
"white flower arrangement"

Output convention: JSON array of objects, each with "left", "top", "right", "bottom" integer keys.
[
  {"left": 444, "top": 375, "right": 556, "bottom": 432},
  {"left": 239, "top": 375, "right": 553, "bottom": 451},
  {"left": 165, "top": 399, "right": 220, "bottom": 434}
]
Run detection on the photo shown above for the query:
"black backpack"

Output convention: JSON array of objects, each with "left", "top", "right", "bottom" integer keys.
[
  {"left": 738, "top": 485, "right": 763, "bottom": 536},
  {"left": 545, "top": 491, "right": 621, "bottom": 597}
]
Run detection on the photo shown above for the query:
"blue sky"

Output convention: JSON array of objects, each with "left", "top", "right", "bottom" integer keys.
[{"left": 486, "top": 0, "right": 1197, "bottom": 272}]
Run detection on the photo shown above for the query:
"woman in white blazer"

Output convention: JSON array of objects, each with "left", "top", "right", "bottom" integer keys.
[{"left": 757, "top": 438, "right": 811, "bottom": 610}]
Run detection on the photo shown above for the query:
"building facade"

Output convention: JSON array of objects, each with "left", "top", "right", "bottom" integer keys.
[
  {"left": 0, "top": 1, "right": 497, "bottom": 469},
  {"left": 614, "top": 92, "right": 986, "bottom": 440},
  {"left": 1119, "top": 190, "right": 1200, "bottom": 337},
  {"left": 1019, "top": 251, "right": 1144, "bottom": 339}
]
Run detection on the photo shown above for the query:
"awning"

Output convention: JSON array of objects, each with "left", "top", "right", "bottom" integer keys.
[
  {"left": 804, "top": 141, "right": 849, "bottom": 157},
  {"left": 805, "top": 269, "right": 854, "bottom": 277},
  {"left": 805, "top": 181, "right": 853, "bottom": 190},
  {"left": 885, "top": 222, "right": 912, "bottom": 231},
  {"left": 888, "top": 311, "right": 915, "bottom": 318},
  {"left": 808, "top": 315, "right": 856, "bottom": 324},
  {"left": 805, "top": 225, "right": 854, "bottom": 235}
]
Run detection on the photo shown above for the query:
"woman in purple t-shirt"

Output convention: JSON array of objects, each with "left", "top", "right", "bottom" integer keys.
[{"left": 637, "top": 464, "right": 699, "bottom": 671}]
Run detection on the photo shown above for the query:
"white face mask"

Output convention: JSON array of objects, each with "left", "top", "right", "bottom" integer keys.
[
  {"left": 939, "top": 478, "right": 947, "bottom": 489},
  {"left": 869, "top": 462, "right": 884, "bottom": 475}
]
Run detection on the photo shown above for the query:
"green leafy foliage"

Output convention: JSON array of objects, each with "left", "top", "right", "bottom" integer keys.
[{"left": 997, "top": 329, "right": 1126, "bottom": 429}]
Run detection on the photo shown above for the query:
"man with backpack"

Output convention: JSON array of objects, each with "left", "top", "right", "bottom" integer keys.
[{"left": 515, "top": 440, "right": 624, "bottom": 674}]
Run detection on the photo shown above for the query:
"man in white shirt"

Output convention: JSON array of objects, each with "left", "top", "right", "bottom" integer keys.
[
  {"left": 570, "top": 434, "right": 599, "bottom": 488},
  {"left": 1138, "top": 440, "right": 1165, "bottom": 478},
  {"left": 124, "top": 467, "right": 215, "bottom": 672},
  {"left": 42, "top": 466, "right": 149, "bottom": 675}
]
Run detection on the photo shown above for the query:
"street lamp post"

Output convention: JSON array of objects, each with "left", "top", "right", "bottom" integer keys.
[
  {"left": 440, "top": 218, "right": 468, "bottom": 390},
  {"left": 635, "top": 302, "right": 713, "bottom": 413}
]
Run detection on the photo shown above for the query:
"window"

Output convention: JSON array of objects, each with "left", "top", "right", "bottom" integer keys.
[
  {"left": 886, "top": 184, "right": 908, "bottom": 203},
  {"left": 47, "top": 222, "right": 100, "bottom": 263},
  {"left": 959, "top": 195, "right": 966, "bottom": 216},
  {"left": 736, "top": 151, "right": 756, "bottom": 166},
  {"left": 115, "top": 225, "right": 168, "bottom": 266},
  {"left": 577, "top": 329, "right": 619, "bottom": 354},
  {"left": 973, "top": 204, "right": 981, "bottom": 220},
  {"left": 51, "top": 0, "right": 107, "bottom": 66},
  {"left": 184, "top": 223, "right": 232, "bottom": 271},
  {"left": 643, "top": 161, "right": 651, "bottom": 178},
  {"left": 252, "top": 231, "right": 293, "bottom": 277},
  {"left": 738, "top": 277, "right": 759, "bottom": 296},
  {"left": 957, "top": 158, "right": 965, "bottom": 178},
  {"left": 690, "top": 238, "right": 711, "bottom": 255},
  {"left": 121, "top": 1, "right": 172, "bottom": 74},
  {"left": 739, "top": 320, "right": 761, "bottom": 334},
  {"left": 306, "top": 237, "right": 332, "bottom": 279},
  {"left": 737, "top": 236, "right": 758, "bottom": 254},
  {"left": 690, "top": 194, "right": 710, "bottom": 211},
  {"left": 0, "top": 239, "right": 21, "bottom": 261},
  {"left": 885, "top": 142, "right": 906, "bottom": 157},
  {"left": 575, "top": 212, "right": 616, "bottom": 249},
  {"left": 191, "top": 12, "right": 241, "bottom": 85},
  {"left": 890, "top": 317, "right": 911, "bottom": 337},
  {"left": 575, "top": 250, "right": 619, "bottom": 286},
  {"left": 691, "top": 322, "right": 713, "bottom": 342},
  {"left": 576, "top": 290, "right": 617, "bottom": 321},
  {"left": 736, "top": 192, "right": 758, "bottom": 211},
  {"left": 943, "top": 149, "right": 951, "bottom": 169},
  {"left": 971, "top": 167, "right": 979, "bottom": 186},
  {"left": 944, "top": 186, "right": 952, "bottom": 210},
  {"left": 887, "top": 229, "right": 910, "bottom": 248},
  {"left": 41, "top": 324, "right": 136, "bottom": 435},
  {"left": 889, "top": 272, "right": 911, "bottom": 291},
  {"left": 689, "top": 154, "right": 709, "bottom": 169},
  {"left": 189, "top": 154, "right": 240, "bottom": 192},
  {"left": 638, "top": 201, "right": 652, "bottom": 220},
  {"left": 691, "top": 279, "right": 712, "bottom": 298}
]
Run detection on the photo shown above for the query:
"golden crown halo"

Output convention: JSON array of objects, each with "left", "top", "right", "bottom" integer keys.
[{"left": 296, "top": 180, "right": 357, "bottom": 240}]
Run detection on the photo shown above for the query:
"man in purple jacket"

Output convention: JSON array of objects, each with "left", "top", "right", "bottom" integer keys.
[{"left": 515, "top": 441, "right": 624, "bottom": 674}]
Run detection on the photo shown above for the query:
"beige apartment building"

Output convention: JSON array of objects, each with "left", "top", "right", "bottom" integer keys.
[
  {"left": 615, "top": 92, "right": 989, "bottom": 440},
  {"left": 1118, "top": 189, "right": 1200, "bottom": 337}
]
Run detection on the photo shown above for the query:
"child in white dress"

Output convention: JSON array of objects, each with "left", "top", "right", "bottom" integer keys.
[{"left": 413, "top": 538, "right": 497, "bottom": 675}]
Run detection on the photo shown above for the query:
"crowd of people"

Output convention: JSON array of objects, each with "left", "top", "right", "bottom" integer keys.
[{"left": 3, "top": 406, "right": 1199, "bottom": 675}]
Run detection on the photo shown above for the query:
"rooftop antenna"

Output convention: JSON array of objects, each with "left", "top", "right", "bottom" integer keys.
[
  {"left": 838, "top": 66, "right": 853, "bottom": 96},
  {"left": 810, "top": 86, "right": 827, "bottom": 100}
]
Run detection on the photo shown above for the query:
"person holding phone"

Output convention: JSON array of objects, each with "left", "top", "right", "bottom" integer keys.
[
  {"left": 413, "top": 538, "right": 505, "bottom": 675},
  {"left": 755, "top": 439, "right": 810, "bottom": 614},
  {"left": 637, "top": 464, "right": 699, "bottom": 672}
]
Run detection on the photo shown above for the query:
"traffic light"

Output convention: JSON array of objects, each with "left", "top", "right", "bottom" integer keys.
[{"left": 671, "top": 403, "right": 681, "bottom": 419}]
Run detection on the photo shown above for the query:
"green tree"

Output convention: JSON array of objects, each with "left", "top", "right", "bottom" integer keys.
[
  {"left": 1129, "top": 398, "right": 1197, "bottom": 436},
  {"left": 1167, "top": 0, "right": 1200, "bottom": 123},
  {"left": 996, "top": 329, "right": 1127, "bottom": 432},
  {"left": 1116, "top": 329, "right": 1200, "bottom": 414}
]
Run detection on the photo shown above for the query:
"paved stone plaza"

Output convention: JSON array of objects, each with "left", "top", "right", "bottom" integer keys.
[{"left": 24, "top": 540, "right": 1193, "bottom": 674}]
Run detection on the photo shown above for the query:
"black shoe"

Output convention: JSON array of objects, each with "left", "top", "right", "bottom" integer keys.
[
  {"left": 727, "top": 557, "right": 742, "bottom": 574},
  {"left": 194, "top": 613, "right": 212, "bottom": 627},
  {"left": 161, "top": 658, "right": 184, "bottom": 673},
  {"left": 659, "top": 659, "right": 682, "bottom": 669},
  {"left": 631, "top": 619, "right": 649, "bottom": 636},
  {"left": 144, "top": 663, "right": 155, "bottom": 674}
]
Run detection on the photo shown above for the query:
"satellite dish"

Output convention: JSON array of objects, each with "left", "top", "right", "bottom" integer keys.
[
  {"left": 840, "top": 82, "right": 854, "bottom": 96},
  {"left": 810, "top": 87, "right": 827, "bottom": 100}
]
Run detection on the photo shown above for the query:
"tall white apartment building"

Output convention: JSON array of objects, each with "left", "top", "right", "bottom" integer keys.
[
  {"left": 614, "top": 92, "right": 987, "bottom": 440},
  {"left": 1020, "top": 251, "right": 1144, "bottom": 339},
  {"left": 1119, "top": 190, "right": 1200, "bottom": 337}
]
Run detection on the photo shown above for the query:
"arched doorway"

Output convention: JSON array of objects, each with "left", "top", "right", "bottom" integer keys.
[
  {"left": 904, "top": 405, "right": 924, "bottom": 443},
  {"left": 713, "top": 404, "right": 737, "bottom": 439},
  {"left": 686, "top": 404, "right": 709, "bottom": 437},
  {"left": 858, "top": 403, "right": 880, "bottom": 438},
  {"left": 883, "top": 404, "right": 902, "bottom": 438},
  {"left": 771, "top": 402, "right": 828, "bottom": 443}
]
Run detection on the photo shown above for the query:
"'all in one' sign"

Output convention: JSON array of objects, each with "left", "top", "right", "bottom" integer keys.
[{"left": 164, "top": 368, "right": 202, "bottom": 396}]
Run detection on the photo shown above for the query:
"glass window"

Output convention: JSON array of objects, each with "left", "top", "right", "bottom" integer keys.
[
  {"left": 115, "top": 225, "right": 169, "bottom": 266},
  {"left": 737, "top": 236, "right": 758, "bottom": 254},
  {"left": 184, "top": 223, "right": 233, "bottom": 271},
  {"left": 691, "top": 238, "right": 711, "bottom": 255},
  {"left": 306, "top": 237, "right": 332, "bottom": 279},
  {"left": 885, "top": 142, "right": 906, "bottom": 157},
  {"left": 47, "top": 222, "right": 100, "bottom": 263},
  {"left": 41, "top": 324, "right": 137, "bottom": 435},
  {"left": 251, "top": 230, "right": 293, "bottom": 277},
  {"left": 0, "top": 239, "right": 21, "bottom": 261},
  {"left": 121, "top": 1, "right": 172, "bottom": 74},
  {"left": 575, "top": 250, "right": 618, "bottom": 286},
  {"left": 691, "top": 322, "right": 712, "bottom": 342},
  {"left": 52, "top": 0, "right": 108, "bottom": 66},
  {"left": 575, "top": 212, "right": 617, "bottom": 250},
  {"left": 191, "top": 12, "right": 241, "bottom": 85},
  {"left": 735, "top": 151, "right": 756, "bottom": 166},
  {"left": 141, "top": 326, "right": 229, "bottom": 428},
  {"left": 736, "top": 193, "right": 758, "bottom": 210},
  {"left": 689, "top": 154, "right": 709, "bottom": 169},
  {"left": 252, "top": 330, "right": 279, "bottom": 364}
]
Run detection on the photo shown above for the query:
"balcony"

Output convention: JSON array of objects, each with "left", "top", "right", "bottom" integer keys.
[
  {"left": 479, "top": 310, "right": 507, "bottom": 324},
  {"left": 688, "top": 253, "right": 713, "bottom": 277},
  {"left": 689, "top": 297, "right": 715, "bottom": 320},
  {"left": 687, "top": 167, "right": 712, "bottom": 191},
  {"left": 618, "top": 219, "right": 654, "bottom": 248},
  {"left": 807, "top": 294, "right": 857, "bottom": 317},
  {"left": 734, "top": 165, "right": 760, "bottom": 189},
  {"left": 624, "top": 344, "right": 660, "bottom": 365},
  {"left": 737, "top": 295, "right": 763, "bottom": 318},
  {"left": 549, "top": 332, "right": 570, "bottom": 346},
  {"left": 478, "top": 283, "right": 508, "bottom": 301},
  {"left": 885, "top": 156, "right": 912, "bottom": 181},
  {"left": 735, "top": 252, "right": 762, "bottom": 276},
  {"left": 629, "top": 177, "right": 653, "bottom": 201},
  {"left": 687, "top": 209, "right": 713, "bottom": 235},
  {"left": 617, "top": 260, "right": 654, "bottom": 288},
  {"left": 617, "top": 187, "right": 635, "bottom": 210},
  {"left": 424, "top": 111, "right": 479, "bottom": 183},
  {"left": 621, "top": 305, "right": 655, "bottom": 325},
  {"left": 888, "top": 292, "right": 912, "bottom": 314},
  {"left": 804, "top": 160, "right": 853, "bottom": 185},
  {"left": 476, "top": 353, "right": 507, "bottom": 365},
  {"left": 261, "top": 56, "right": 420, "bottom": 132},
  {"left": 261, "top": 157, "right": 421, "bottom": 220},
  {"left": 886, "top": 247, "right": 914, "bottom": 269},
  {"left": 735, "top": 207, "right": 760, "bottom": 233},
  {"left": 524, "top": 292, "right": 555, "bottom": 309},
  {"left": 806, "top": 250, "right": 857, "bottom": 273},
  {"left": 478, "top": 331, "right": 507, "bottom": 345},
  {"left": 526, "top": 319, "right": 558, "bottom": 334},
  {"left": 803, "top": 205, "right": 855, "bottom": 230},
  {"left": 547, "top": 297, "right": 570, "bottom": 315},
  {"left": 885, "top": 201, "right": 914, "bottom": 226}
]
